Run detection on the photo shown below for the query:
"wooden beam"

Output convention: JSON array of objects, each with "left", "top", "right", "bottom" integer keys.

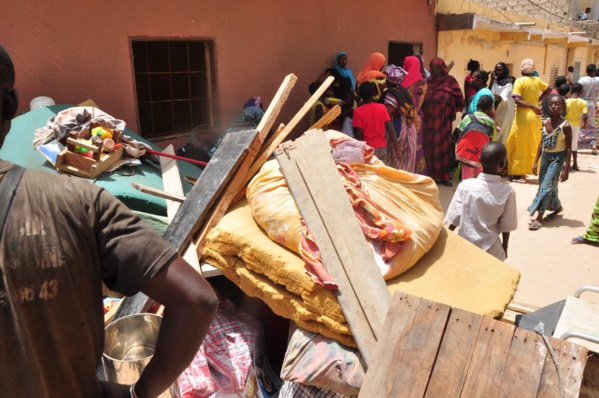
[
  {"left": 240, "top": 75, "right": 335, "bottom": 189},
  {"left": 500, "top": 32, "right": 529, "bottom": 42},
  {"left": 192, "top": 75, "right": 298, "bottom": 253},
  {"left": 309, "top": 105, "right": 341, "bottom": 130},
  {"left": 113, "top": 129, "right": 258, "bottom": 321},
  {"left": 276, "top": 130, "right": 391, "bottom": 366},
  {"left": 544, "top": 37, "right": 568, "bottom": 45}
]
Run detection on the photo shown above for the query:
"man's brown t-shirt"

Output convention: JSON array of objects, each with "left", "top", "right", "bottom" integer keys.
[{"left": 0, "top": 162, "right": 178, "bottom": 397}]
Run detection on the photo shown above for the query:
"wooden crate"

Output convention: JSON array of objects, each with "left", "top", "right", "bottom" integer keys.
[{"left": 55, "top": 141, "right": 123, "bottom": 179}]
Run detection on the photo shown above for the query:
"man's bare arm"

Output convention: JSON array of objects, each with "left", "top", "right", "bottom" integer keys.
[{"left": 134, "top": 255, "right": 218, "bottom": 398}]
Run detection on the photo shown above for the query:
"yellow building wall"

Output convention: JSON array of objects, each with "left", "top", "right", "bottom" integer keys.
[{"left": 438, "top": 30, "right": 571, "bottom": 94}]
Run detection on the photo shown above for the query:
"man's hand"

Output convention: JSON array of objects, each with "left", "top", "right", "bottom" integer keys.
[
  {"left": 100, "top": 381, "right": 130, "bottom": 398},
  {"left": 532, "top": 163, "right": 538, "bottom": 175}
]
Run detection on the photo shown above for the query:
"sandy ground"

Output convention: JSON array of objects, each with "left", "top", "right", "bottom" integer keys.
[{"left": 437, "top": 149, "right": 599, "bottom": 309}]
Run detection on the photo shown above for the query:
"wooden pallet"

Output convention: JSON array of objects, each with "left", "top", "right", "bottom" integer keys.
[{"left": 358, "top": 292, "right": 588, "bottom": 398}]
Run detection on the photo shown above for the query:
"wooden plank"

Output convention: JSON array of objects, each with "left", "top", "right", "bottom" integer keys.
[
  {"left": 537, "top": 336, "right": 588, "bottom": 398},
  {"left": 580, "top": 351, "right": 598, "bottom": 398},
  {"left": 359, "top": 292, "right": 422, "bottom": 397},
  {"left": 387, "top": 296, "right": 451, "bottom": 398},
  {"left": 460, "top": 317, "right": 515, "bottom": 398},
  {"left": 162, "top": 130, "right": 257, "bottom": 252},
  {"left": 276, "top": 132, "right": 389, "bottom": 366},
  {"left": 498, "top": 328, "right": 548, "bottom": 398},
  {"left": 241, "top": 75, "right": 335, "bottom": 188},
  {"left": 113, "top": 130, "right": 256, "bottom": 320},
  {"left": 310, "top": 105, "right": 341, "bottom": 130},
  {"left": 425, "top": 308, "right": 484, "bottom": 398},
  {"left": 160, "top": 145, "right": 203, "bottom": 275},
  {"left": 192, "top": 75, "right": 297, "bottom": 251},
  {"left": 290, "top": 131, "right": 392, "bottom": 329}
]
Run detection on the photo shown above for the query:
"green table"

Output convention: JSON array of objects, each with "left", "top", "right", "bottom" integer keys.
[{"left": 1, "top": 104, "right": 202, "bottom": 216}]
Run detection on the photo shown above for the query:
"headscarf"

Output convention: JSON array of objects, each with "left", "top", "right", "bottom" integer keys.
[
  {"left": 430, "top": 58, "right": 449, "bottom": 76},
  {"left": 386, "top": 65, "right": 408, "bottom": 86},
  {"left": 521, "top": 58, "right": 535, "bottom": 75},
  {"left": 494, "top": 62, "right": 511, "bottom": 86},
  {"left": 357, "top": 52, "right": 386, "bottom": 85},
  {"left": 401, "top": 56, "right": 424, "bottom": 88},
  {"left": 334, "top": 51, "right": 356, "bottom": 92},
  {"left": 243, "top": 96, "right": 261, "bottom": 109}
]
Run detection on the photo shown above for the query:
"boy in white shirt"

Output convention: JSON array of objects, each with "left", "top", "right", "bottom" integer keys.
[{"left": 446, "top": 142, "right": 518, "bottom": 261}]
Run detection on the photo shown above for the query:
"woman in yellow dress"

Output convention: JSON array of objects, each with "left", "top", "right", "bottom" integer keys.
[{"left": 506, "top": 58, "right": 552, "bottom": 183}]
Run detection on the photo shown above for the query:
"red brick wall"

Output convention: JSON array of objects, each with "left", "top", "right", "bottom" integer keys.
[{"left": 3, "top": 0, "right": 436, "bottom": 137}]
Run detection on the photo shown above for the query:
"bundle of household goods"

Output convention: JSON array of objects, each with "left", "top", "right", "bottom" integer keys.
[{"left": 202, "top": 130, "right": 521, "bottom": 348}]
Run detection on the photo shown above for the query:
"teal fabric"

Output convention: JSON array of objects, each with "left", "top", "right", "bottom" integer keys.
[{"left": 0, "top": 105, "right": 202, "bottom": 216}]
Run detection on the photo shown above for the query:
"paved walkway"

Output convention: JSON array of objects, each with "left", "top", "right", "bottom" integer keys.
[{"left": 437, "top": 150, "right": 599, "bottom": 309}]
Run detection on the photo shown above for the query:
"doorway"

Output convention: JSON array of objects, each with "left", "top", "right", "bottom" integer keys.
[{"left": 388, "top": 42, "right": 423, "bottom": 68}]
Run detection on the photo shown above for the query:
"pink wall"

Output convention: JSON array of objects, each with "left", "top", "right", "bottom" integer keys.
[{"left": 3, "top": 0, "right": 436, "bottom": 138}]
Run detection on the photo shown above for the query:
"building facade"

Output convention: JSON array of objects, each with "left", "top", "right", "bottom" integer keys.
[
  {"left": 437, "top": 0, "right": 597, "bottom": 100},
  {"left": 2, "top": 1, "right": 436, "bottom": 142}
]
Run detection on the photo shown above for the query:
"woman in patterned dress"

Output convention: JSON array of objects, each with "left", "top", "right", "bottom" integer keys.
[{"left": 421, "top": 58, "right": 465, "bottom": 186}]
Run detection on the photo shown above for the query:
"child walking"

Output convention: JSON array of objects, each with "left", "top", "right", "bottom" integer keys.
[
  {"left": 565, "top": 83, "right": 588, "bottom": 171},
  {"left": 528, "top": 94, "right": 572, "bottom": 230},
  {"left": 446, "top": 142, "right": 517, "bottom": 261},
  {"left": 454, "top": 95, "right": 496, "bottom": 180},
  {"left": 353, "top": 81, "right": 398, "bottom": 164}
]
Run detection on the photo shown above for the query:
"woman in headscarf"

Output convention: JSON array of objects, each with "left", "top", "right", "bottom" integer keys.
[
  {"left": 489, "top": 62, "right": 516, "bottom": 144},
  {"left": 399, "top": 55, "right": 428, "bottom": 174},
  {"left": 505, "top": 58, "right": 552, "bottom": 183},
  {"left": 421, "top": 58, "right": 465, "bottom": 186},
  {"left": 317, "top": 51, "right": 356, "bottom": 101},
  {"left": 356, "top": 52, "right": 387, "bottom": 102},
  {"left": 383, "top": 65, "right": 420, "bottom": 172}
]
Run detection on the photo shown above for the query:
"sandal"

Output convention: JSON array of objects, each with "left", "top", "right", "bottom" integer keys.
[
  {"left": 543, "top": 207, "right": 563, "bottom": 221},
  {"left": 571, "top": 236, "right": 587, "bottom": 245},
  {"left": 509, "top": 177, "right": 527, "bottom": 184},
  {"left": 529, "top": 220, "right": 542, "bottom": 230}
]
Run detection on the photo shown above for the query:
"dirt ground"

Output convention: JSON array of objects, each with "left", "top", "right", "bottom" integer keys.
[{"left": 437, "top": 149, "right": 599, "bottom": 309}]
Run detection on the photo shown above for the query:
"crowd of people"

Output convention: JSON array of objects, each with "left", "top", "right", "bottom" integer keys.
[{"left": 310, "top": 51, "right": 599, "bottom": 259}]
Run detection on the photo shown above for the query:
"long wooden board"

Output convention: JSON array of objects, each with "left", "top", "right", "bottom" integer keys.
[
  {"left": 461, "top": 317, "right": 515, "bottom": 398},
  {"left": 192, "top": 75, "right": 297, "bottom": 252},
  {"left": 276, "top": 130, "right": 391, "bottom": 366},
  {"left": 112, "top": 129, "right": 257, "bottom": 320},
  {"left": 499, "top": 328, "right": 547, "bottom": 398},
  {"left": 241, "top": 75, "right": 335, "bottom": 188},
  {"left": 537, "top": 336, "right": 588, "bottom": 398},
  {"left": 358, "top": 293, "right": 451, "bottom": 397},
  {"left": 425, "top": 308, "right": 483, "bottom": 398}
]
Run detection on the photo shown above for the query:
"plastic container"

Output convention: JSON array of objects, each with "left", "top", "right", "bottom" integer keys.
[{"left": 29, "top": 96, "right": 56, "bottom": 110}]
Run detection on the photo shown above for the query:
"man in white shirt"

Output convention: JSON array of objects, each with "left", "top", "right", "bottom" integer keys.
[
  {"left": 580, "top": 7, "right": 591, "bottom": 20},
  {"left": 446, "top": 142, "right": 518, "bottom": 261}
]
